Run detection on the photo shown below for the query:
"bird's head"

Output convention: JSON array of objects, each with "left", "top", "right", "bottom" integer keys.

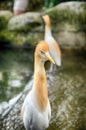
[
  {"left": 35, "top": 41, "right": 55, "bottom": 64},
  {"left": 42, "top": 15, "right": 51, "bottom": 27}
]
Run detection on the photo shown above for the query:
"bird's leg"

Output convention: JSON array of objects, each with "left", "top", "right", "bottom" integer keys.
[{"left": 49, "top": 64, "right": 57, "bottom": 72}]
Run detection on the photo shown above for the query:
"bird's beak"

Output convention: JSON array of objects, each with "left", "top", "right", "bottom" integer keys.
[{"left": 45, "top": 52, "right": 55, "bottom": 64}]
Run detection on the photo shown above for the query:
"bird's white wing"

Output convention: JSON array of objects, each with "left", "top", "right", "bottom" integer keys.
[
  {"left": 46, "top": 37, "right": 61, "bottom": 66},
  {"left": 48, "top": 100, "right": 51, "bottom": 121},
  {"left": 50, "top": 38, "right": 61, "bottom": 66}
]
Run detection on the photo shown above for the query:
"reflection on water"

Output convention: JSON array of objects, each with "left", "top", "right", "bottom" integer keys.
[
  {"left": 0, "top": 49, "right": 86, "bottom": 130},
  {"left": 0, "top": 49, "right": 34, "bottom": 102}
]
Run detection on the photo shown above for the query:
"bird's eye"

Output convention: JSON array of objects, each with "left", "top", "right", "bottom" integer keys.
[{"left": 40, "top": 50, "right": 45, "bottom": 55}]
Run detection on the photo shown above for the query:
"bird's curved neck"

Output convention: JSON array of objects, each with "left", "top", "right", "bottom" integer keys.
[
  {"left": 33, "top": 56, "right": 48, "bottom": 111},
  {"left": 45, "top": 25, "right": 52, "bottom": 39}
]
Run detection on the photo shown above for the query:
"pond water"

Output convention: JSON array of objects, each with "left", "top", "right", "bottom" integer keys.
[
  {"left": 0, "top": 48, "right": 86, "bottom": 130},
  {"left": 0, "top": 48, "right": 34, "bottom": 102}
]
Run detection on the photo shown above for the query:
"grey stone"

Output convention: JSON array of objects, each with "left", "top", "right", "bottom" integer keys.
[
  {"left": 0, "top": 10, "right": 13, "bottom": 20},
  {"left": 8, "top": 12, "right": 42, "bottom": 31}
]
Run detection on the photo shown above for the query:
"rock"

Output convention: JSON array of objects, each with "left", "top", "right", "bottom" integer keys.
[
  {"left": 57, "top": 1, "right": 86, "bottom": 14},
  {"left": 0, "top": 10, "right": 13, "bottom": 21},
  {"left": 54, "top": 31, "right": 86, "bottom": 48},
  {"left": 0, "top": 11, "right": 13, "bottom": 30},
  {"left": 8, "top": 12, "right": 42, "bottom": 31}
]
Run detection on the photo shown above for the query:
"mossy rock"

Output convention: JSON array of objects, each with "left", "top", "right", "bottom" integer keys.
[
  {"left": 43, "top": 2, "right": 86, "bottom": 31},
  {"left": 0, "top": 11, "right": 13, "bottom": 30},
  {"left": 0, "top": 11, "right": 13, "bottom": 20},
  {"left": 0, "top": 30, "right": 43, "bottom": 47},
  {"left": 0, "top": 31, "right": 15, "bottom": 47},
  {"left": 8, "top": 12, "right": 42, "bottom": 32},
  {"left": 0, "top": 17, "right": 8, "bottom": 30}
]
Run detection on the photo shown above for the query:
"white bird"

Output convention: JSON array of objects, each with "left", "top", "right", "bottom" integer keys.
[
  {"left": 42, "top": 15, "right": 61, "bottom": 67},
  {"left": 21, "top": 41, "right": 55, "bottom": 130}
]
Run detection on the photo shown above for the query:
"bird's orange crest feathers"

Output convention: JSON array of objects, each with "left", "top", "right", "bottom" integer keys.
[{"left": 35, "top": 41, "right": 49, "bottom": 53}]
